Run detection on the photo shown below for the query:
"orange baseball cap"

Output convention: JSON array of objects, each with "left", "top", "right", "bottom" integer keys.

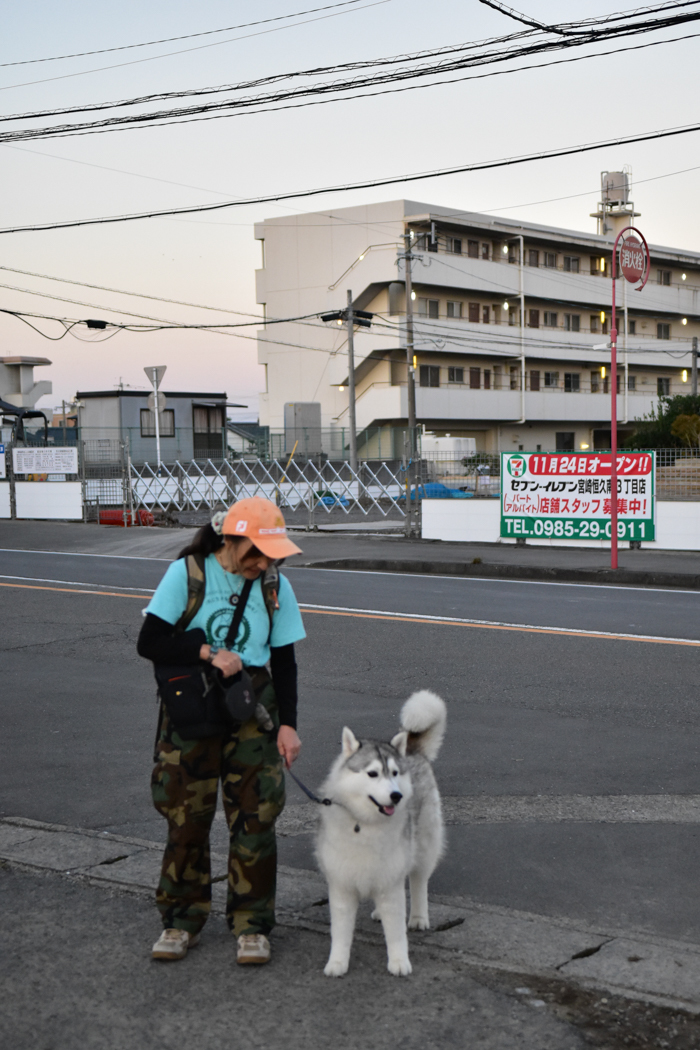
[{"left": 221, "top": 497, "right": 302, "bottom": 559}]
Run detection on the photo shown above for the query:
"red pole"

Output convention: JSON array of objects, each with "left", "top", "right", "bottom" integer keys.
[
  {"left": 609, "top": 226, "right": 649, "bottom": 570},
  {"left": 610, "top": 249, "right": 619, "bottom": 570}
]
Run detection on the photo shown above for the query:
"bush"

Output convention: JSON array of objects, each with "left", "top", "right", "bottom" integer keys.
[{"left": 626, "top": 394, "right": 700, "bottom": 449}]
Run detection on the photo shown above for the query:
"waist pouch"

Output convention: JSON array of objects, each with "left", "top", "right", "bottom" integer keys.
[{"left": 155, "top": 664, "right": 270, "bottom": 738}]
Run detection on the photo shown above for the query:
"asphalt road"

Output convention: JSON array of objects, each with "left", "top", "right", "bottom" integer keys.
[{"left": 2, "top": 545, "right": 700, "bottom": 943}]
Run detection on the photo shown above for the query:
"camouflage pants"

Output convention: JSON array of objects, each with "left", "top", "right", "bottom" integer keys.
[{"left": 150, "top": 676, "right": 285, "bottom": 937}]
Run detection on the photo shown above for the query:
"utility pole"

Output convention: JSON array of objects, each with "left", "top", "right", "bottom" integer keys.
[
  {"left": 346, "top": 290, "right": 358, "bottom": 472},
  {"left": 693, "top": 336, "right": 698, "bottom": 398},
  {"left": 403, "top": 231, "right": 418, "bottom": 534}
]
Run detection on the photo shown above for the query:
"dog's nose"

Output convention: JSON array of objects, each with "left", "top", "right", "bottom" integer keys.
[{"left": 390, "top": 792, "right": 403, "bottom": 804}]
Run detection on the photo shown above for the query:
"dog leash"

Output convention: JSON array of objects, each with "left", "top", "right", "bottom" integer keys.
[{"left": 286, "top": 767, "right": 332, "bottom": 807}]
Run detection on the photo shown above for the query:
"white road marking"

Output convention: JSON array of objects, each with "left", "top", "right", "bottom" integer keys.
[
  {"left": 0, "top": 573, "right": 155, "bottom": 593},
  {"left": 0, "top": 547, "right": 171, "bottom": 561},
  {"left": 297, "top": 601, "right": 700, "bottom": 644},
  {"left": 261, "top": 795, "right": 700, "bottom": 834},
  {"left": 287, "top": 565, "right": 700, "bottom": 597}
]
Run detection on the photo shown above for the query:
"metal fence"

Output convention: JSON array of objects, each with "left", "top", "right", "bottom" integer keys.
[{"left": 128, "top": 456, "right": 410, "bottom": 527}]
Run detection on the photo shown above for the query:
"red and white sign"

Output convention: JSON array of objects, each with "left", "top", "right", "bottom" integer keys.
[{"left": 619, "top": 236, "right": 646, "bottom": 284}]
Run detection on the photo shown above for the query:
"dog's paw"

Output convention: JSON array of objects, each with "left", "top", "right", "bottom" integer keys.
[
  {"left": 387, "top": 955, "right": 412, "bottom": 976},
  {"left": 370, "top": 908, "right": 382, "bottom": 922},
  {"left": 324, "top": 958, "right": 349, "bottom": 977},
  {"left": 408, "top": 915, "right": 430, "bottom": 931}
]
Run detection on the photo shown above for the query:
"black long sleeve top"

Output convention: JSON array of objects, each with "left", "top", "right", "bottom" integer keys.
[{"left": 137, "top": 613, "right": 299, "bottom": 729}]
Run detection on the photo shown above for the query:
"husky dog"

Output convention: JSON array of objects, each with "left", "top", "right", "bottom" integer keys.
[{"left": 315, "top": 690, "right": 446, "bottom": 977}]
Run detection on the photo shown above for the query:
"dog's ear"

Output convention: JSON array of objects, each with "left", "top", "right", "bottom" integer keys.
[
  {"left": 390, "top": 730, "right": 408, "bottom": 757},
  {"left": 341, "top": 726, "right": 361, "bottom": 756}
]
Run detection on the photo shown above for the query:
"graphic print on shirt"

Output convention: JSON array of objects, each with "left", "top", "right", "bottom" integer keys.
[{"left": 206, "top": 609, "right": 251, "bottom": 650}]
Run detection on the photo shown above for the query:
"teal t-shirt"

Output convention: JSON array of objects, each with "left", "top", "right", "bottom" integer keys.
[{"left": 145, "top": 554, "right": 306, "bottom": 667}]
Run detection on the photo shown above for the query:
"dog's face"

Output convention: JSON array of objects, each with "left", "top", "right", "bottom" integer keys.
[{"left": 329, "top": 727, "right": 414, "bottom": 822}]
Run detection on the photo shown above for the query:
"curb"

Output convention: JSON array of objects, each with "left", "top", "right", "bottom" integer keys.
[
  {"left": 3, "top": 816, "right": 700, "bottom": 1013},
  {"left": 304, "top": 558, "right": 700, "bottom": 590}
]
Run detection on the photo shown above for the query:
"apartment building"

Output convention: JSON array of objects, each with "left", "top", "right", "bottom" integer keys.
[{"left": 254, "top": 191, "right": 700, "bottom": 454}]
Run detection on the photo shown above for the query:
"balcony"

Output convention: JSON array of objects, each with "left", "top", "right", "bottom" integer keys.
[
  {"left": 409, "top": 248, "right": 700, "bottom": 317},
  {"left": 343, "top": 380, "right": 658, "bottom": 429}
]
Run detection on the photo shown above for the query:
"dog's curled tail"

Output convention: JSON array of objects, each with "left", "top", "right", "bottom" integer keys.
[{"left": 400, "top": 690, "right": 447, "bottom": 763}]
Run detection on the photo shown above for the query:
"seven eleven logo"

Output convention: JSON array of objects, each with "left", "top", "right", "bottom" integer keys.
[{"left": 508, "top": 456, "right": 526, "bottom": 478}]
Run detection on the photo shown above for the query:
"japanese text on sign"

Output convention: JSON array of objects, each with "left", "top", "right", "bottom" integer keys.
[
  {"left": 12, "top": 447, "right": 78, "bottom": 475},
  {"left": 501, "top": 451, "right": 655, "bottom": 541}
]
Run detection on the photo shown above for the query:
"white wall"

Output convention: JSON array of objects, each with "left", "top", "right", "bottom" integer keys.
[
  {"left": 422, "top": 499, "right": 700, "bottom": 552},
  {"left": 15, "top": 482, "right": 83, "bottom": 520},
  {"left": 0, "top": 483, "right": 11, "bottom": 518}
]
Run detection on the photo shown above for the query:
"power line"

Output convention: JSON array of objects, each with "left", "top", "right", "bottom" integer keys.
[
  {"left": 0, "top": 1, "right": 371, "bottom": 67},
  {"left": 6, "top": 2, "right": 700, "bottom": 132},
  {"left": 0, "top": 1, "right": 390, "bottom": 92},
  {"left": 4, "top": 119, "right": 700, "bottom": 236}
]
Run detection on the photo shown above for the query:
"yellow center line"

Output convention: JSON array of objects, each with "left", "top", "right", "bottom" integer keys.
[{"left": 2, "top": 579, "right": 698, "bottom": 647}]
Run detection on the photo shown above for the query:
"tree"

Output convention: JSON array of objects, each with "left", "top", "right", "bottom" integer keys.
[
  {"left": 626, "top": 394, "right": 700, "bottom": 449},
  {"left": 670, "top": 413, "right": 700, "bottom": 447}
]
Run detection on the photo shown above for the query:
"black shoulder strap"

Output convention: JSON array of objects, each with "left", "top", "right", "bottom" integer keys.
[
  {"left": 174, "top": 552, "right": 206, "bottom": 633},
  {"left": 225, "top": 577, "right": 254, "bottom": 649},
  {"left": 261, "top": 563, "right": 280, "bottom": 643}
]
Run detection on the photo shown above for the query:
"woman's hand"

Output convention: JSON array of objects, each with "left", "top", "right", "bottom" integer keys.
[
  {"left": 277, "top": 725, "right": 301, "bottom": 769},
  {"left": 199, "top": 644, "right": 242, "bottom": 678}
]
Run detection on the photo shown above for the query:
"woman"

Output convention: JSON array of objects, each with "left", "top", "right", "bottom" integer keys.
[{"left": 137, "top": 497, "right": 305, "bottom": 966}]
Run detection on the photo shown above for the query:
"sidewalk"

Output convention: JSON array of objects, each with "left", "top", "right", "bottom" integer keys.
[
  {"left": 2, "top": 519, "right": 700, "bottom": 588},
  {"left": 3, "top": 816, "right": 700, "bottom": 1020}
]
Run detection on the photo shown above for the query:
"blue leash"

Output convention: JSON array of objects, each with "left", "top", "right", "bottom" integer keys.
[{"left": 286, "top": 766, "right": 333, "bottom": 807}]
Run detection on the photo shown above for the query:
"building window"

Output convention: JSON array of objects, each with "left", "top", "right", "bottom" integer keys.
[
  {"left": 657, "top": 323, "right": 670, "bottom": 340},
  {"left": 543, "top": 311, "right": 557, "bottom": 327},
  {"left": 508, "top": 244, "right": 520, "bottom": 265},
  {"left": 528, "top": 249, "right": 539, "bottom": 267},
  {"left": 193, "top": 404, "right": 224, "bottom": 455},
  {"left": 447, "top": 367, "right": 464, "bottom": 383},
  {"left": 446, "top": 301, "right": 462, "bottom": 318},
  {"left": 628, "top": 375, "right": 636, "bottom": 391},
  {"left": 469, "top": 367, "right": 481, "bottom": 389},
  {"left": 657, "top": 270, "right": 671, "bottom": 286},
  {"left": 530, "top": 369, "right": 541, "bottom": 391},
  {"left": 417, "top": 298, "right": 439, "bottom": 319},
  {"left": 468, "top": 303, "right": 480, "bottom": 324},
  {"left": 590, "top": 315, "right": 599, "bottom": 334},
  {"left": 493, "top": 365, "right": 503, "bottom": 389},
  {"left": 509, "top": 366, "right": 519, "bottom": 390},
  {"left": 482, "top": 305, "right": 490, "bottom": 324},
  {"left": 446, "top": 237, "right": 462, "bottom": 254},
  {"left": 544, "top": 371, "right": 559, "bottom": 388},
  {"left": 508, "top": 305, "right": 519, "bottom": 327},
  {"left": 657, "top": 377, "right": 670, "bottom": 395},
  {"left": 564, "top": 373, "right": 580, "bottom": 392},
  {"left": 556, "top": 432, "right": 575, "bottom": 451},
  {"left": 564, "top": 314, "right": 580, "bottom": 332},
  {"left": 483, "top": 369, "right": 491, "bottom": 389},
  {"left": 141, "top": 408, "right": 175, "bottom": 438},
  {"left": 591, "top": 370, "right": 601, "bottom": 393},
  {"left": 544, "top": 252, "right": 557, "bottom": 268},
  {"left": 481, "top": 243, "right": 490, "bottom": 260},
  {"left": 628, "top": 319, "right": 636, "bottom": 335},
  {"left": 467, "top": 240, "right": 479, "bottom": 259},
  {"left": 563, "top": 256, "right": 580, "bottom": 273},
  {"left": 419, "top": 365, "right": 440, "bottom": 387},
  {"left": 528, "top": 309, "right": 540, "bottom": 328}
]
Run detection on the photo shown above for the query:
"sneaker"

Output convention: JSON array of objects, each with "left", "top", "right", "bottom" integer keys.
[
  {"left": 152, "top": 928, "right": 200, "bottom": 961},
  {"left": 236, "top": 933, "right": 270, "bottom": 965}
]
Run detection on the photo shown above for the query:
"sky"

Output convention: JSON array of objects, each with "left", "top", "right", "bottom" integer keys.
[{"left": 2, "top": 0, "right": 700, "bottom": 421}]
